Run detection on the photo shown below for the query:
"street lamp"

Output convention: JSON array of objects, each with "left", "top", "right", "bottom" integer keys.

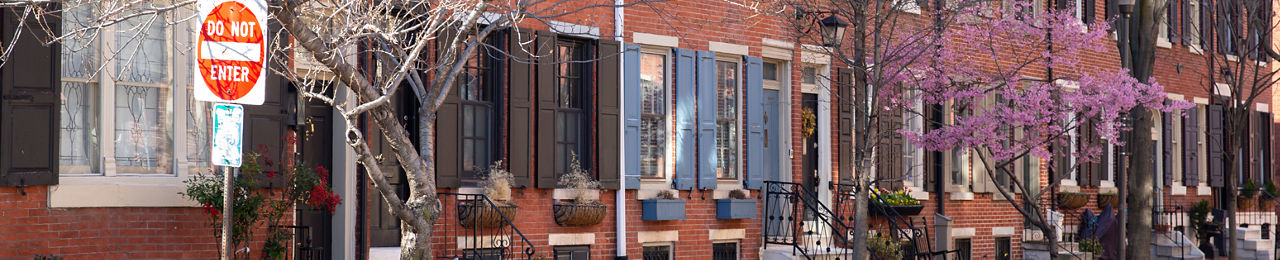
[
  {"left": 1117, "top": 0, "right": 1134, "bottom": 17},
  {"left": 819, "top": 15, "right": 849, "bottom": 47}
]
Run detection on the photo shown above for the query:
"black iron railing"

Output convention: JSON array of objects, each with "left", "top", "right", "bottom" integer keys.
[
  {"left": 763, "top": 181, "right": 858, "bottom": 260},
  {"left": 833, "top": 183, "right": 934, "bottom": 259},
  {"left": 436, "top": 192, "right": 535, "bottom": 260}
]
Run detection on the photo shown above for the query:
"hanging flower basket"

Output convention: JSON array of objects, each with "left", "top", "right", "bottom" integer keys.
[
  {"left": 553, "top": 201, "right": 607, "bottom": 226},
  {"left": 871, "top": 204, "right": 924, "bottom": 216},
  {"left": 1097, "top": 193, "right": 1120, "bottom": 209},
  {"left": 1058, "top": 192, "right": 1089, "bottom": 209},
  {"left": 458, "top": 200, "right": 519, "bottom": 229}
]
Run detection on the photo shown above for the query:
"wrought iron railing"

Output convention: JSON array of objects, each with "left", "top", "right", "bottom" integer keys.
[
  {"left": 834, "top": 183, "right": 934, "bottom": 259},
  {"left": 435, "top": 192, "right": 535, "bottom": 260},
  {"left": 763, "top": 181, "right": 858, "bottom": 260}
]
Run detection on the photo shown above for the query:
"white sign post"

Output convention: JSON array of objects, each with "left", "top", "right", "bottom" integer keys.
[{"left": 195, "top": 0, "right": 268, "bottom": 258}]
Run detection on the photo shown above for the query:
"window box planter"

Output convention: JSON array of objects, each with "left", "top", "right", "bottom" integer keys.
[
  {"left": 1058, "top": 192, "right": 1089, "bottom": 209},
  {"left": 641, "top": 199, "right": 686, "bottom": 221},
  {"left": 553, "top": 202, "right": 607, "bottom": 226},
  {"left": 1097, "top": 193, "right": 1119, "bottom": 209},
  {"left": 715, "top": 199, "right": 757, "bottom": 219},
  {"left": 458, "top": 200, "right": 518, "bottom": 229},
  {"left": 870, "top": 204, "right": 924, "bottom": 216}
]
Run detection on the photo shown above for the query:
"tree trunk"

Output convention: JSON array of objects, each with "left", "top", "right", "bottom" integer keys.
[
  {"left": 848, "top": 1, "right": 870, "bottom": 260},
  {"left": 1124, "top": 0, "right": 1161, "bottom": 258}
]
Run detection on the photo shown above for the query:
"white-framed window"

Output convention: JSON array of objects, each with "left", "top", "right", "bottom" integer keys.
[
  {"left": 904, "top": 90, "right": 925, "bottom": 190},
  {"left": 1005, "top": 0, "right": 1045, "bottom": 21},
  {"left": 762, "top": 59, "right": 783, "bottom": 90},
  {"left": 715, "top": 57, "right": 742, "bottom": 180},
  {"left": 639, "top": 49, "right": 670, "bottom": 180},
  {"left": 60, "top": 2, "right": 194, "bottom": 177}
]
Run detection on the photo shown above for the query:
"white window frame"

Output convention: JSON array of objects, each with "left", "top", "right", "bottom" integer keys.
[
  {"left": 714, "top": 54, "right": 745, "bottom": 189},
  {"left": 637, "top": 45, "right": 677, "bottom": 192},
  {"left": 53, "top": 3, "right": 201, "bottom": 208}
]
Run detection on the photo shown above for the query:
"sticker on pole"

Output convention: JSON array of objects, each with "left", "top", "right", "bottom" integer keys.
[
  {"left": 193, "top": 0, "right": 269, "bottom": 105},
  {"left": 212, "top": 103, "right": 245, "bottom": 167}
]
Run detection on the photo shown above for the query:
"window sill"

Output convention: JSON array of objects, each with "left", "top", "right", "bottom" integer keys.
[
  {"left": 1157, "top": 40, "right": 1173, "bottom": 49},
  {"left": 1189, "top": 46, "right": 1204, "bottom": 55},
  {"left": 50, "top": 176, "right": 197, "bottom": 208},
  {"left": 908, "top": 189, "right": 930, "bottom": 201},
  {"left": 1197, "top": 184, "right": 1212, "bottom": 195},
  {"left": 1059, "top": 180, "right": 1080, "bottom": 192},
  {"left": 1171, "top": 182, "right": 1187, "bottom": 195},
  {"left": 553, "top": 188, "right": 601, "bottom": 201},
  {"left": 949, "top": 191, "right": 974, "bottom": 201}
]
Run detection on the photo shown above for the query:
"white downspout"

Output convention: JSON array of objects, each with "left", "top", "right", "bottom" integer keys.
[{"left": 613, "top": 1, "right": 627, "bottom": 258}]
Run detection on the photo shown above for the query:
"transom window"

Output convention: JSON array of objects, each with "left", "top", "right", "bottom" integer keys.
[
  {"left": 555, "top": 39, "right": 590, "bottom": 176},
  {"left": 715, "top": 60, "right": 739, "bottom": 179},
  {"left": 639, "top": 52, "right": 667, "bottom": 179}
]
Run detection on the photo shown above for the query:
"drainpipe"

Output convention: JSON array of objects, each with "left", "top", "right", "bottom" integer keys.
[{"left": 613, "top": 1, "right": 627, "bottom": 259}]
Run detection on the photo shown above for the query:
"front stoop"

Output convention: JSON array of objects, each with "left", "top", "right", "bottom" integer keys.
[
  {"left": 1230, "top": 227, "right": 1275, "bottom": 260},
  {"left": 1153, "top": 231, "right": 1206, "bottom": 260}
]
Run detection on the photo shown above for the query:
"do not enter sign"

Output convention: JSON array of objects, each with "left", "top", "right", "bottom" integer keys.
[{"left": 193, "top": 0, "right": 268, "bottom": 105}]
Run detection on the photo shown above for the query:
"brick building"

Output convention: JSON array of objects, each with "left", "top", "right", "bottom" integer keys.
[{"left": 0, "top": 0, "right": 1276, "bottom": 260}]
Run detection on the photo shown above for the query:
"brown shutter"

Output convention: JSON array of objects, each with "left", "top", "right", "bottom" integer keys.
[
  {"left": 1251, "top": 111, "right": 1262, "bottom": 183},
  {"left": 595, "top": 39, "right": 621, "bottom": 190},
  {"left": 508, "top": 28, "right": 533, "bottom": 188},
  {"left": 1088, "top": 119, "right": 1104, "bottom": 187},
  {"left": 877, "top": 108, "right": 904, "bottom": 190},
  {"left": 435, "top": 28, "right": 462, "bottom": 188},
  {"left": 535, "top": 31, "right": 558, "bottom": 189},
  {"left": 838, "top": 68, "right": 854, "bottom": 184},
  {"left": 1184, "top": 106, "right": 1200, "bottom": 186},
  {"left": 1208, "top": 104, "right": 1224, "bottom": 187},
  {"left": 1163, "top": 111, "right": 1173, "bottom": 186},
  {"left": 241, "top": 21, "right": 292, "bottom": 187},
  {"left": 0, "top": 6, "right": 59, "bottom": 186}
]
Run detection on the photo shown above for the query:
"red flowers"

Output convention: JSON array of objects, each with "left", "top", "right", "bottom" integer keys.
[
  {"left": 307, "top": 185, "right": 341, "bottom": 212},
  {"left": 201, "top": 202, "right": 221, "bottom": 217}
]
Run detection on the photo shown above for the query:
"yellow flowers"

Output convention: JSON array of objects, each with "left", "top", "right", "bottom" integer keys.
[{"left": 873, "top": 188, "right": 921, "bottom": 206}]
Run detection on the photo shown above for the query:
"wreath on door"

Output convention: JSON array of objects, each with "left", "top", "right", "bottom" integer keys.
[{"left": 801, "top": 107, "right": 817, "bottom": 138}]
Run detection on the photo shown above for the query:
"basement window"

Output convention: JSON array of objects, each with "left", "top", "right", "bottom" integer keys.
[
  {"left": 994, "top": 237, "right": 1011, "bottom": 260},
  {"left": 642, "top": 245, "right": 672, "bottom": 260},
  {"left": 712, "top": 242, "right": 738, "bottom": 260}
]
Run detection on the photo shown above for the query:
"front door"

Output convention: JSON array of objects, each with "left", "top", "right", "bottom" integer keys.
[
  {"left": 763, "top": 89, "right": 787, "bottom": 238},
  {"left": 297, "top": 85, "right": 334, "bottom": 259},
  {"left": 801, "top": 93, "right": 820, "bottom": 203}
]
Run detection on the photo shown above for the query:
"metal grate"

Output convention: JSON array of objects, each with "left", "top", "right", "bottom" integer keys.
[
  {"left": 712, "top": 243, "right": 737, "bottom": 260},
  {"left": 641, "top": 245, "right": 671, "bottom": 260}
]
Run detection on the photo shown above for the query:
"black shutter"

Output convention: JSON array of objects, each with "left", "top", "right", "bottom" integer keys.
[
  {"left": 1084, "top": 0, "right": 1097, "bottom": 24},
  {"left": 509, "top": 28, "right": 533, "bottom": 188},
  {"left": 1163, "top": 111, "right": 1173, "bottom": 186},
  {"left": 0, "top": 5, "right": 59, "bottom": 187},
  {"left": 838, "top": 68, "right": 854, "bottom": 183},
  {"left": 596, "top": 39, "right": 621, "bottom": 190},
  {"left": 535, "top": 31, "right": 558, "bottom": 189},
  {"left": 436, "top": 28, "right": 462, "bottom": 188},
  {"left": 1181, "top": 0, "right": 1191, "bottom": 44},
  {"left": 1167, "top": 0, "right": 1178, "bottom": 43},
  {"left": 1251, "top": 112, "right": 1261, "bottom": 183},
  {"left": 1056, "top": 0, "right": 1068, "bottom": 10},
  {"left": 1208, "top": 104, "right": 1224, "bottom": 187},
  {"left": 1202, "top": 0, "right": 1213, "bottom": 50},
  {"left": 1184, "top": 106, "right": 1200, "bottom": 186},
  {"left": 245, "top": 21, "right": 293, "bottom": 187}
]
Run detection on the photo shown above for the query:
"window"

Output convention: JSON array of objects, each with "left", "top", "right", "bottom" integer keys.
[
  {"left": 555, "top": 39, "right": 590, "bottom": 176},
  {"left": 642, "top": 245, "right": 672, "bottom": 260},
  {"left": 954, "top": 238, "right": 972, "bottom": 260},
  {"left": 952, "top": 148, "right": 970, "bottom": 188},
  {"left": 762, "top": 61, "right": 778, "bottom": 81},
  {"left": 554, "top": 246, "right": 590, "bottom": 260},
  {"left": 61, "top": 3, "right": 184, "bottom": 176},
  {"left": 1007, "top": 0, "right": 1043, "bottom": 21},
  {"left": 459, "top": 34, "right": 502, "bottom": 184},
  {"left": 801, "top": 66, "right": 817, "bottom": 85},
  {"left": 1190, "top": 0, "right": 1201, "bottom": 47},
  {"left": 640, "top": 52, "right": 667, "bottom": 179},
  {"left": 712, "top": 242, "right": 738, "bottom": 260},
  {"left": 994, "top": 237, "right": 1012, "bottom": 260},
  {"left": 715, "top": 60, "right": 740, "bottom": 179}
]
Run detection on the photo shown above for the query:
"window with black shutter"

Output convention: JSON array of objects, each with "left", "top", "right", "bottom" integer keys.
[
  {"left": 554, "top": 246, "right": 590, "bottom": 260},
  {"left": 458, "top": 32, "right": 504, "bottom": 185},
  {"left": 712, "top": 242, "right": 738, "bottom": 260},
  {"left": 554, "top": 38, "right": 591, "bottom": 177},
  {"left": 642, "top": 245, "right": 672, "bottom": 260}
]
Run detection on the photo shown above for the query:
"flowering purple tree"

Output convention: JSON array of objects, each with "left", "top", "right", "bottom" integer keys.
[{"left": 787, "top": 0, "right": 1192, "bottom": 257}]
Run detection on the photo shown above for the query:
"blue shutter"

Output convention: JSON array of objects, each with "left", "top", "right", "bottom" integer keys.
[
  {"left": 673, "top": 48, "right": 697, "bottom": 190},
  {"left": 744, "top": 56, "right": 764, "bottom": 190},
  {"left": 696, "top": 50, "right": 718, "bottom": 190},
  {"left": 623, "top": 44, "right": 642, "bottom": 189}
]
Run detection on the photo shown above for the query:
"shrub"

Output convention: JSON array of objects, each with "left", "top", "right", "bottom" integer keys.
[
  {"left": 1079, "top": 238, "right": 1103, "bottom": 256},
  {"left": 728, "top": 189, "right": 750, "bottom": 200},
  {"left": 1242, "top": 180, "right": 1259, "bottom": 197}
]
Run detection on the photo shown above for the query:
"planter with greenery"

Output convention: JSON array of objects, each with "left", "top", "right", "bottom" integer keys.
[
  {"left": 1078, "top": 238, "right": 1102, "bottom": 260},
  {"left": 868, "top": 233, "right": 901, "bottom": 260},
  {"left": 871, "top": 188, "right": 923, "bottom": 216},
  {"left": 459, "top": 161, "right": 519, "bottom": 229},
  {"left": 552, "top": 155, "right": 607, "bottom": 226},
  {"left": 642, "top": 190, "right": 687, "bottom": 221},
  {"left": 1262, "top": 182, "right": 1277, "bottom": 210},
  {"left": 1096, "top": 191, "right": 1119, "bottom": 209},
  {"left": 1057, "top": 191, "right": 1088, "bottom": 209},
  {"left": 1239, "top": 180, "right": 1258, "bottom": 210},
  {"left": 716, "top": 189, "right": 757, "bottom": 219},
  {"left": 182, "top": 150, "right": 341, "bottom": 259}
]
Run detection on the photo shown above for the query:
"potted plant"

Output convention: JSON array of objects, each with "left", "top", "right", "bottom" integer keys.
[
  {"left": 868, "top": 233, "right": 901, "bottom": 260},
  {"left": 1097, "top": 191, "right": 1119, "bottom": 209},
  {"left": 642, "top": 190, "right": 687, "bottom": 221},
  {"left": 1057, "top": 191, "right": 1088, "bottom": 209},
  {"left": 1189, "top": 199, "right": 1219, "bottom": 256},
  {"left": 552, "top": 155, "right": 607, "bottom": 226},
  {"left": 459, "top": 161, "right": 519, "bottom": 228},
  {"left": 871, "top": 188, "right": 924, "bottom": 216},
  {"left": 1076, "top": 238, "right": 1102, "bottom": 260},
  {"left": 716, "top": 189, "right": 757, "bottom": 219},
  {"left": 1262, "top": 181, "right": 1277, "bottom": 210},
  {"left": 1239, "top": 180, "right": 1258, "bottom": 210}
]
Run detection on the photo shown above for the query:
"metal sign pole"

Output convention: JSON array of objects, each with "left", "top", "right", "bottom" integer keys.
[{"left": 221, "top": 166, "right": 235, "bottom": 260}]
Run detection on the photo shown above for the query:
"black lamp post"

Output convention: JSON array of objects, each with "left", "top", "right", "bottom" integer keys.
[{"left": 1114, "top": 0, "right": 1134, "bottom": 258}]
